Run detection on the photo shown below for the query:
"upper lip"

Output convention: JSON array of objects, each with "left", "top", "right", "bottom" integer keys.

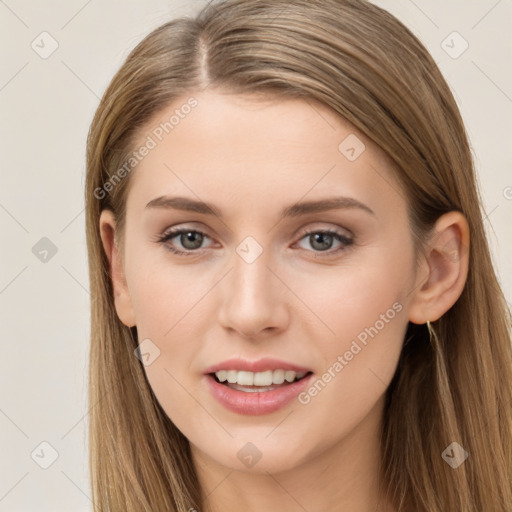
[{"left": 203, "top": 357, "right": 313, "bottom": 375}]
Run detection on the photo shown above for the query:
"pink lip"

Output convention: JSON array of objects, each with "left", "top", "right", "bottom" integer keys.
[
  {"left": 205, "top": 372, "right": 314, "bottom": 415},
  {"left": 203, "top": 357, "right": 312, "bottom": 374}
]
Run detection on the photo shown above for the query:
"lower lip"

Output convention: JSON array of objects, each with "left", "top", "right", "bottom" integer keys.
[{"left": 205, "top": 373, "right": 314, "bottom": 415}]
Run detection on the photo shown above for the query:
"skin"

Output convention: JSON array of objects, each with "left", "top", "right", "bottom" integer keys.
[{"left": 100, "top": 89, "right": 469, "bottom": 512}]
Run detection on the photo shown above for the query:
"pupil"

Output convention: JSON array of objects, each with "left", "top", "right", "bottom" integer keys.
[
  {"left": 311, "top": 233, "right": 332, "bottom": 251},
  {"left": 182, "top": 231, "right": 202, "bottom": 249}
]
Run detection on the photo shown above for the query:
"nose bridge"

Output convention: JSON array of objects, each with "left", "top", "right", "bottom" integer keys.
[
  {"left": 231, "top": 238, "right": 277, "bottom": 307},
  {"left": 217, "top": 236, "right": 288, "bottom": 336}
]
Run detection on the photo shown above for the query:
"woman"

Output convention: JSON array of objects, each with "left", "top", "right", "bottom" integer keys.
[{"left": 85, "top": 0, "right": 512, "bottom": 510}]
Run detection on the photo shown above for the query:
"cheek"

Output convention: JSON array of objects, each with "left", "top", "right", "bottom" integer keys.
[
  {"left": 292, "top": 241, "right": 412, "bottom": 425},
  {"left": 297, "top": 240, "right": 412, "bottom": 346},
  {"left": 125, "top": 253, "right": 214, "bottom": 415},
  {"left": 298, "top": 269, "right": 407, "bottom": 395},
  {"left": 127, "top": 244, "right": 209, "bottom": 340}
]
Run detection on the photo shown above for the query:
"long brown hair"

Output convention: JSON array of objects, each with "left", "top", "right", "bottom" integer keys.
[{"left": 85, "top": 1, "right": 512, "bottom": 510}]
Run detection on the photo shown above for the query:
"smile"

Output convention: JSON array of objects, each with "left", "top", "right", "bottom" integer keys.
[
  {"left": 215, "top": 369, "right": 307, "bottom": 388},
  {"left": 206, "top": 371, "right": 313, "bottom": 415}
]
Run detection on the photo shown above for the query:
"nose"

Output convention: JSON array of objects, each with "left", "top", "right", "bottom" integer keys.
[{"left": 217, "top": 246, "right": 290, "bottom": 339}]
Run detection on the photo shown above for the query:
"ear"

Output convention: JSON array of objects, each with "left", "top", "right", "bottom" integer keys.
[
  {"left": 99, "top": 209, "right": 136, "bottom": 327},
  {"left": 408, "top": 211, "right": 470, "bottom": 324}
]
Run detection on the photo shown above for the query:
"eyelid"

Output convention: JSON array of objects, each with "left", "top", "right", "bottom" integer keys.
[{"left": 294, "top": 222, "right": 353, "bottom": 240}]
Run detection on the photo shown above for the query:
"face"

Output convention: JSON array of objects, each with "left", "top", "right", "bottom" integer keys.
[{"left": 104, "top": 89, "right": 420, "bottom": 474}]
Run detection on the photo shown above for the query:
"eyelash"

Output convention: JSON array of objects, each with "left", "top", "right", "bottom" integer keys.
[{"left": 154, "top": 226, "right": 354, "bottom": 258}]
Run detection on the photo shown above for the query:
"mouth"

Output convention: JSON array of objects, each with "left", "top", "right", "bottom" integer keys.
[
  {"left": 205, "top": 370, "right": 314, "bottom": 415},
  {"left": 210, "top": 369, "right": 313, "bottom": 392}
]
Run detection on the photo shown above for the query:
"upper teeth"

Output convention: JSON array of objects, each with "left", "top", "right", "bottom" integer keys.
[{"left": 215, "top": 370, "right": 306, "bottom": 386}]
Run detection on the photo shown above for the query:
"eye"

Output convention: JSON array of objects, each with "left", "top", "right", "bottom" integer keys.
[
  {"left": 295, "top": 228, "right": 353, "bottom": 255},
  {"left": 155, "top": 227, "right": 213, "bottom": 257},
  {"left": 154, "top": 226, "right": 354, "bottom": 257}
]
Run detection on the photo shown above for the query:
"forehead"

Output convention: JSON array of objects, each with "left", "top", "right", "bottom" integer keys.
[{"left": 125, "top": 90, "right": 405, "bottom": 222}]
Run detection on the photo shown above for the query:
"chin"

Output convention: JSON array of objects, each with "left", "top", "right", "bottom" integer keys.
[{"left": 196, "top": 435, "right": 312, "bottom": 475}]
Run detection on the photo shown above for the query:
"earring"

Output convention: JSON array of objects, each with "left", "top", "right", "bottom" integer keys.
[{"left": 426, "top": 320, "right": 436, "bottom": 347}]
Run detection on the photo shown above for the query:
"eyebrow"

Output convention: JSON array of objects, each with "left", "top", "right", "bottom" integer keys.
[{"left": 145, "top": 195, "right": 375, "bottom": 218}]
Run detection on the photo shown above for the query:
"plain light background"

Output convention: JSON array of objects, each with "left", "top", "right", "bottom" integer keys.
[{"left": 0, "top": 1, "right": 510, "bottom": 510}]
